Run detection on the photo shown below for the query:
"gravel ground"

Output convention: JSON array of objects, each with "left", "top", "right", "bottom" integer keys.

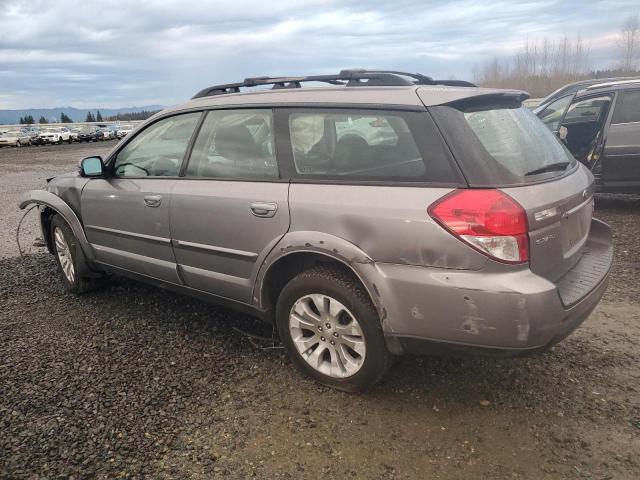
[{"left": 1, "top": 144, "right": 639, "bottom": 479}]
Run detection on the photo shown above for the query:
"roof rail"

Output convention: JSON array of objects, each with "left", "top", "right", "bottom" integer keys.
[
  {"left": 585, "top": 78, "right": 640, "bottom": 90},
  {"left": 192, "top": 69, "right": 477, "bottom": 99}
]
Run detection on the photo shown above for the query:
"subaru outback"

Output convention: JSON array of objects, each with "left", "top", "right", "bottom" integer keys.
[{"left": 21, "top": 70, "right": 613, "bottom": 391}]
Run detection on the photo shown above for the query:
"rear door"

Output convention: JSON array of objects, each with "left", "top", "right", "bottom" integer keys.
[
  {"left": 82, "top": 111, "right": 202, "bottom": 283},
  {"left": 170, "top": 108, "right": 290, "bottom": 303},
  {"left": 602, "top": 88, "right": 640, "bottom": 187}
]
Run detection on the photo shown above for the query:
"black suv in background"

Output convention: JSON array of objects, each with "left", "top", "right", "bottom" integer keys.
[
  {"left": 535, "top": 76, "right": 640, "bottom": 112},
  {"left": 76, "top": 126, "right": 100, "bottom": 143},
  {"left": 536, "top": 80, "right": 640, "bottom": 194}
]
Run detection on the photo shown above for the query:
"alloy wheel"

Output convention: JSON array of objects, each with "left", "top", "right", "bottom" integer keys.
[
  {"left": 289, "top": 294, "right": 366, "bottom": 378},
  {"left": 54, "top": 227, "right": 75, "bottom": 283}
]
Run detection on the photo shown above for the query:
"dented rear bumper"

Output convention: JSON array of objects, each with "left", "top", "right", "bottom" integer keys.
[{"left": 380, "top": 218, "right": 613, "bottom": 356}]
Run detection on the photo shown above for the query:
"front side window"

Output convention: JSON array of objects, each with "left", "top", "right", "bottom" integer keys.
[
  {"left": 288, "top": 111, "right": 426, "bottom": 178},
  {"left": 185, "top": 109, "right": 277, "bottom": 179},
  {"left": 612, "top": 89, "right": 640, "bottom": 124},
  {"left": 114, "top": 112, "right": 201, "bottom": 177},
  {"left": 538, "top": 95, "right": 572, "bottom": 131},
  {"left": 562, "top": 95, "right": 612, "bottom": 125}
]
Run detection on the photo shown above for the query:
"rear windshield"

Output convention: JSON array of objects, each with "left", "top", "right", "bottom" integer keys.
[{"left": 430, "top": 104, "right": 576, "bottom": 186}]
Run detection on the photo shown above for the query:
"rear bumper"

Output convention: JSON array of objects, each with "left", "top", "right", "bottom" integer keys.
[{"left": 380, "top": 218, "right": 613, "bottom": 356}]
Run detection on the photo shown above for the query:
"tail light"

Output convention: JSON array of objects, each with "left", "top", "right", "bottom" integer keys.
[{"left": 428, "top": 189, "right": 529, "bottom": 264}]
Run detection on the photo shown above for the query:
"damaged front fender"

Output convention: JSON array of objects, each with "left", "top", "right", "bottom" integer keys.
[{"left": 19, "top": 189, "right": 95, "bottom": 261}]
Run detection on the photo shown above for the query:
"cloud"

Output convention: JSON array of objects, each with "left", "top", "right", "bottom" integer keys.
[{"left": 0, "top": 0, "right": 638, "bottom": 108}]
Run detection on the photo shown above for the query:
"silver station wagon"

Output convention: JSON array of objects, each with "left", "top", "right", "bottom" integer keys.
[{"left": 21, "top": 70, "right": 613, "bottom": 391}]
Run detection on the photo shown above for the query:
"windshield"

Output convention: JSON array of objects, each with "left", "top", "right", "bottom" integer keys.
[{"left": 430, "top": 104, "right": 576, "bottom": 186}]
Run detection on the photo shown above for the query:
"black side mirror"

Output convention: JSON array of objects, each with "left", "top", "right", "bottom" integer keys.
[{"left": 79, "top": 156, "right": 105, "bottom": 177}]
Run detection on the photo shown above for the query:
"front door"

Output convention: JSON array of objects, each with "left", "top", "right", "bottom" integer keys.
[
  {"left": 82, "top": 111, "right": 202, "bottom": 283},
  {"left": 558, "top": 93, "right": 613, "bottom": 166},
  {"left": 170, "top": 108, "right": 290, "bottom": 303}
]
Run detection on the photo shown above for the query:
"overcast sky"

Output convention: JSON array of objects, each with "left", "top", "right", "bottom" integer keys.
[{"left": 0, "top": 0, "right": 638, "bottom": 109}]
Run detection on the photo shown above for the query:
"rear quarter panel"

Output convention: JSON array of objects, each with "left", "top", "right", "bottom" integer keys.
[{"left": 287, "top": 183, "right": 489, "bottom": 270}]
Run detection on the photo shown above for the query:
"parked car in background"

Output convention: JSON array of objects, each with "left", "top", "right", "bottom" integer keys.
[
  {"left": 536, "top": 79, "right": 640, "bottom": 194},
  {"left": 76, "top": 126, "right": 100, "bottom": 142},
  {"left": 21, "top": 70, "right": 613, "bottom": 391},
  {"left": 535, "top": 76, "right": 640, "bottom": 113},
  {"left": 28, "top": 128, "right": 45, "bottom": 146},
  {"left": 95, "top": 126, "right": 116, "bottom": 140},
  {"left": 26, "top": 127, "right": 42, "bottom": 144},
  {"left": 39, "top": 127, "right": 72, "bottom": 144},
  {"left": 69, "top": 128, "right": 81, "bottom": 142},
  {"left": 116, "top": 124, "right": 133, "bottom": 138},
  {"left": 0, "top": 129, "right": 31, "bottom": 147},
  {"left": 107, "top": 126, "right": 119, "bottom": 139}
]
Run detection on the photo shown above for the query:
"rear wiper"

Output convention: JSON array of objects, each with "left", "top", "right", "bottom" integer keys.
[{"left": 524, "top": 162, "right": 570, "bottom": 176}]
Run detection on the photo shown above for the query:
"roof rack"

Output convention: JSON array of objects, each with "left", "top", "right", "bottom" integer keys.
[
  {"left": 585, "top": 78, "right": 640, "bottom": 90},
  {"left": 192, "top": 69, "right": 477, "bottom": 99}
]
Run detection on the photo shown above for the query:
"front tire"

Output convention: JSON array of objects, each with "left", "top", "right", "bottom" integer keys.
[
  {"left": 275, "top": 266, "right": 392, "bottom": 392},
  {"left": 50, "top": 215, "right": 102, "bottom": 294}
]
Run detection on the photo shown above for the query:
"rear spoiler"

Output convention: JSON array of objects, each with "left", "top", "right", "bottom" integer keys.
[{"left": 442, "top": 91, "right": 530, "bottom": 111}]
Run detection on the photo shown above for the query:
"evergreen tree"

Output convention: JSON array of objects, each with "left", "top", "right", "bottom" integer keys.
[
  {"left": 25, "top": 115, "right": 35, "bottom": 124},
  {"left": 105, "top": 110, "right": 161, "bottom": 121},
  {"left": 96, "top": 110, "right": 103, "bottom": 122},
  {"left": 60, "top": 112, "right": 73, "bottom": 123},
  {"left": 19, "top": 116, "right": 24, "bottom": 124},
  {"left": 39, "top": 116, "right": 48, "bottom": 124},
  {"left": 85, "top": 111, "right": 95, "bottom": 122}
]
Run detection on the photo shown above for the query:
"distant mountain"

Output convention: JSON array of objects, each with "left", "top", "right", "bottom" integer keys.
[{"left": 0, "top": 106, "right": 165, "bottom": 124}]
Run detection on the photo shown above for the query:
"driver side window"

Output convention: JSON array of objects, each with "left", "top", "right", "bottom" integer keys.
[
  {"left": 538, "top": 95, "right": 572, "bottom": 131},
  {"left": 114, "top": 112, "right": 201, "bottom": 177}
]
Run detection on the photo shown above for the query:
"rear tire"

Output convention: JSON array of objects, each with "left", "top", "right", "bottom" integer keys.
[
  {"left": 275, "top": 266, "right": 392, "bottom": 392},
  {"left": 50, "top": 215, "right": 103, "bottom": 294}
]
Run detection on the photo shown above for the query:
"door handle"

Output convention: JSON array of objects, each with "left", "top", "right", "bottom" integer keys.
[
  {"left": 250, "top": 202, "right": 278, "bottom": 218},
  {"left": 143, "top": 195, "right": 162, "bottom": 208}
]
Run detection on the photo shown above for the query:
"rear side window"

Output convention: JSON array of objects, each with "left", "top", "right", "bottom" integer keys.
[
  {"left": 612, "top": 89, "right": 640, "bottom": 124},
  {"left": 186, "top": 109, "right": 278, "bottom": 179},
  {"left": 431, "top": 104, "right": 576, "bottom": 187},
  {"left": 284, "top": 109, "right": 459, "bottom": 183}
]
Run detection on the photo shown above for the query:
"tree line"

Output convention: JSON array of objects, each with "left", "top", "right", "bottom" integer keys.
[
  {"left": 18, "top": 109, "right": 160, "bottom": 125},
  {"left": 473, "top": 13, "right": 640, "bottom": 97},
  {"left": 104, "top": 110, "right": 161, "bottom": 121}
]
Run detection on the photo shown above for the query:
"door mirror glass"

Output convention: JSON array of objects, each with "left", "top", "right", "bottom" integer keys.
[
  {"left": 558, "top": 125, "right": 569, "bottom": 142},
  {"left": 80, "top": 156, "right": 104, "bottom": 177}
]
